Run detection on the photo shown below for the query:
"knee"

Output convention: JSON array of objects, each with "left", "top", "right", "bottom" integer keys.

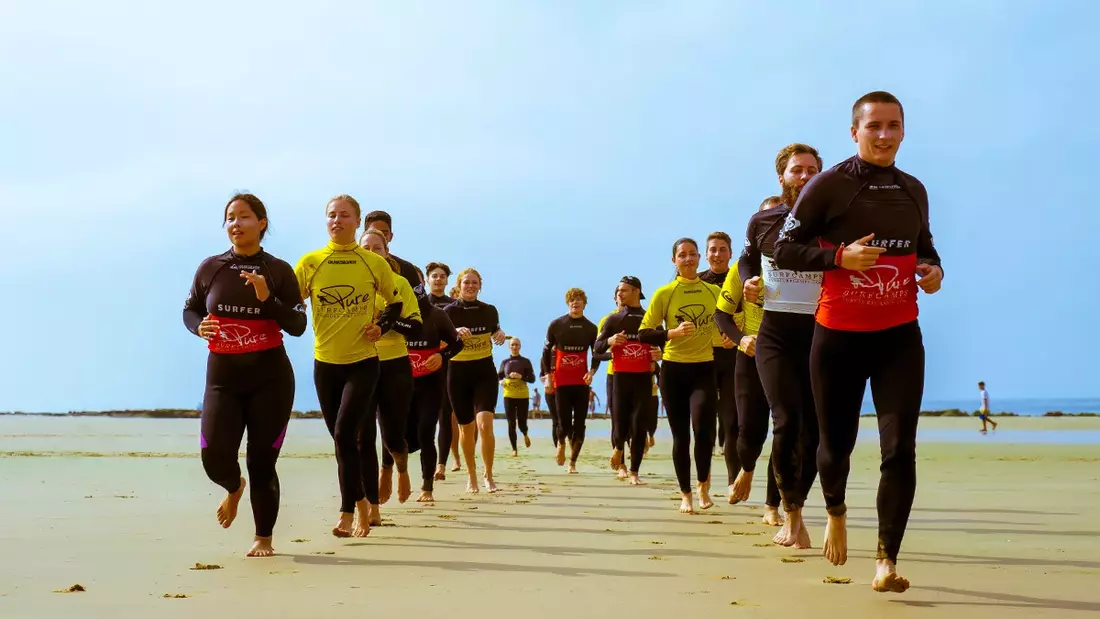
[
  {"left": 476, "top": 416, "right": 493, "bottom": 435},
  {"left": 201, "top": 448, "right": 235, "bottom": 476}
]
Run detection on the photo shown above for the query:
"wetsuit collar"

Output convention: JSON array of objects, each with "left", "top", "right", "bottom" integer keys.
[
  {"left": 853, "top": 154, "right": 897, "bottom": 177},
  {"left": 675, "top": 275, "right": 701, "bottom": 284},
  {"left": 326, "top": 240, "right": 360, "bottom": 251},
  {"left": 229, "top": 246, "right": 263, "bottom": 259}
]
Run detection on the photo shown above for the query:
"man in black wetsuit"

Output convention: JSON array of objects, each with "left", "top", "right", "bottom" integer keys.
[
  {"left": 542, "top": 288, "right": 599, "bottom": 474},
  {"left": 365, "top": 210, "right": 421, "bottom": 287},
  {"left": 699, "top": 232, "right": 739, "bottom": 462}
]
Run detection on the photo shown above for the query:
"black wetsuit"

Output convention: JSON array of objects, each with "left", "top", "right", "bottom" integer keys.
[
  {"left": 498, "top": 355, "right": 536, "bottom": 451},
  {"left": 428, "top": 293, "right": 459, "bottom": 467},
  {"left": 542, "top": 314, "right": 598, "bottom": 459},
  {"left": 593, "top": 305, "right": 654, "bottom": 474},
  {"left": 183, "top": 249, "right": 307, "bottom": 538},
  {"left": 700, "top": 268, "right": 740, "bottom": 472},
  {"left": 773, "top": 154, "right": 942, "bottom": 563},
  {"left": 444, "top": 299, "right": 501, "bottom": 425}
]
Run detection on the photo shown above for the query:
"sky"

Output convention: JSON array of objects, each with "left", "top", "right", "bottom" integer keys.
[{"left": 1, "top": 0, "right": 1096, "bottom": 413}]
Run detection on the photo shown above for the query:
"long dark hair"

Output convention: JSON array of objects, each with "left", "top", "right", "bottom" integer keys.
[
  {"left": 671, "top": 237, "right": 697, "bottom": 278},
  {"left": 224, "top": 193, "right": 268, "bottom": 240}
]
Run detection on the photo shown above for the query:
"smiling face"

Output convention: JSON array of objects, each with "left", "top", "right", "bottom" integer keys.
[
  {"left": 706, "top": 238, "right": 731, "bottom": 272},
  {"left": 460, "top": 272, "right": 481, "bottom": 301},
  {"left": 326, "top": 199, "right": 360, "bottom": 244},
  {"left": 778, "top": 152, "right": 821, "bottom": 206},
  {"left": 360, "top": 230, "right": 388, "bottom": 258},
  {"left": 509, "top": 337, "right": 521, "bottom": 356},
  {"left": 224, "top": 199, "right": 266, "bottom": 251},
  {"left": 852, "top": 101, "right": 905, "bottom": 166},
  {"left": 428, "top": 267, "right": 449, "bottom": 296},
  {"left": 672, "top": 241, "right": 699, "bottom": 278}
]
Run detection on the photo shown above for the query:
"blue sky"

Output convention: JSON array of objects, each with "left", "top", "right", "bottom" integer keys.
[{"left": 1, "top": 0, "right": 1095, "bottom": 412}]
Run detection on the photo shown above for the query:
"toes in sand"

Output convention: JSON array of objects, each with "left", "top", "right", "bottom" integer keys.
[
  {"left": 246, "top": 536, "right": 275, "bottom": 557},
  {"left": 217, "top": 477, "right": 246, "bottom": 529},
  {"left": 823, "top": 513, "right": 847, "bottom": 566}
]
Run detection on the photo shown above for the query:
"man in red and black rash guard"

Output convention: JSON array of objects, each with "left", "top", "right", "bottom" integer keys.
[
  {"left": 542, "top": 288, "right": 599, "bottom": 473},
  {"left": 773, "top": 90, "right": 943, "bottom": 594}
]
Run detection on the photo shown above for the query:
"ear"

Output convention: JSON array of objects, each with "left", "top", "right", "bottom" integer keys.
[{"left": 850, "top": 124, "right": 858, "bottom": 143}]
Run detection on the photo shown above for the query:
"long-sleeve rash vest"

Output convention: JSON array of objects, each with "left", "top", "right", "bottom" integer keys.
[
  {"left": 373, "top": 274, "right": 423, "bottom": 361},
  {"left": 406, "top": 291, "right": 463, "bottom": 377},
  {"left": 593, "top": 305, "right": 655, "bottom": 374},
  {"left": 445, "top": 299, "right": 501, "bottom": 363},
  {"left": 772, "top": 155, "right": 943, "bottom": 332},
  {"left": 714, "top": 258, "right": 764, "bottom": 354},
  {"left": 498, "top": 355, "right": 537, "bottom": 399},
  {"left": 637, "top": 276, "right": 721, "bottom": 363},
  {"left": 184, "top": 250, "right": 307, "bottom": 354},
  {"left": 737, "top": 205, "right": 823, "bottom": 315},
  {"left": 295, "top": 241, "right": 410, "bottom": 365},
  {"left": 542, "top": 314, "right": 599, "bottom": 387}
]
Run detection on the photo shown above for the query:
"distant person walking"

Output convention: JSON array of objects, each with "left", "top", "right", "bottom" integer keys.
[
  {"left": 978, "top": 382, "right": 998, "bottom": 432},
  {"left": 531, "top": 389, "right": 542, "bottom": 416}
]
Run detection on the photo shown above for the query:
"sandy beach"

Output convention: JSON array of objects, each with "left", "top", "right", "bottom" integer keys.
[{"left": 1, "top": 416, "right": 1099, "bottom": 618}]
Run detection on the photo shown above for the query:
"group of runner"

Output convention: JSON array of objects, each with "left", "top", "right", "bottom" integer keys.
[{"left": 182, "top": 90, "right": 943, "bottom": 594}]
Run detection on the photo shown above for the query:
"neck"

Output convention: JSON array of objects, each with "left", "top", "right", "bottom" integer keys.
[
  {"left": 708, "top": 264, "right": 729, "bottom": 274},
  {"left": 231, "top": 243, "right": 261, "bottom": 257},
  {"left": 857, "top": 153, "right": 895, "bottom": 168},
  {"left": 461, "top": 295, "right": 477, "bottom": 303},
  {"left": 431, "top": 288, "right": 445, "bottom": 297},
  {"left": 568, "top": 312, "right": 584, "bottom": 319},
  {"left": 678, "top": 271, "right": 698, "bottom": 281},
  {"left": 626, "top": 301, "right": 642, "bottom": 308},
  {"left": 329, "top": 234, "right": 357, "bottom": 247}
]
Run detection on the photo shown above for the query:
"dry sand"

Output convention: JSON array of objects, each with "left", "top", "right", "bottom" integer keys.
[{"left": 1, "top": 417, "right": 1098, "bottom": 618}]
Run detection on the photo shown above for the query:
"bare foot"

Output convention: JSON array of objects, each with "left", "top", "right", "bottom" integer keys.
[
  {"left": 698, "top": 479, "right": 714, "bottom": 510},
  {"left": 217, "top": 477, "right": 246, "bottom": 528},
  {"left": 397, "top": 471, "right": 412, "bottom": 503},
  {"left": 416, "top": 491, "right": 435, "bottom": 503},
  {"left": 795, "top": 516, "right": 812, "bottom": 549},
  {"left": 731, "top": 469, "right": 753, "bottom": 503},
  {"left": 822, "top": 513, "right": 847, "bottom": 566},
  {"left": 647, "top": 435, "right": 655, "bottom": 448},
  {"left": 246, "top": 536, "right": 275, "bottom": 557},
  {"left": 332, "top": 512, "right": 354, "bottom": 538},
  {"left": 367, "top": 503, "right": 382, "bottom": 527},
  {"left": 555, "top": 443, "right": 566, "bottom": 466},
  {"left": 378, "top": 468, "right": 393, "bottom": 505},
  {"left": 434, "top": 465, "right": 446, "bottom": 481},
  {"left": 629, "top": 473, "right": 647, "bottom": 485},
  {"left": 352, "top": 499, "right": 371, "bottom": 537},
  {"left": 524, "top": 434, "right": 531, "bottom": 448},
  {"left": 484, "top": 477, "right": 498, "bottom": 493},
  {"left": 609, "top": 449, "right": 623, "bottom": 471},
  {"left": 451, "top": 462, "right": 462, "bottom": 472},
  {"left": 616, "top": 467, "right": 629, "bottom": 481},
  {"left": 679, "top": 492, "right": 695, "bottom": 514},
  {"left": 774, "top": 508, "right": 805, "bottom": 547},
  {"left": 762, "top": 506, "right": 784, "bottom": 527},
  {"left": 466, "top": 475, "right": 480, "bottom": 494},
  {"left": 567, "top": 462, "right": 578, "bottom": 475},
  {"left": 872, "top": 559, "right": 910, "bottom": 593},
  {"left": 511, "top": 450, "right": 518, "bottom": 457}
]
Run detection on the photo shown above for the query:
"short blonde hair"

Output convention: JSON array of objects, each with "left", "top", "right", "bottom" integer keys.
[{"left": 457, "top": 267, "right": 483, "bottom": 287}]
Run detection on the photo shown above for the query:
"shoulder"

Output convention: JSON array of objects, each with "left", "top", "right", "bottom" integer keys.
[
  {"left": 260, "top": 252, "right": 294, "bottom": 273},
  {"left": 896, "top": 167, "right": 929, "bottom": 202},
  {"left": 802, "top": 158, "right": 861, "bottom": 196}
]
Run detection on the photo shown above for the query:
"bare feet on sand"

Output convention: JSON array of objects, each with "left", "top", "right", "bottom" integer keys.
[
  {"left": 698, "top": 479, "right": 714, "bottom": 510},
  {"left": 451, "top": 461, "right": 461, "bottom": 472},
  {"left": 679, "top": 492, "right": 695, "bottom": 514},
  {"left": 629, "top": 472, "right": 646, "bottom": 485},
  {"left": 773, "top": 508, "right": 811, "bottom": 548},
  {"left": 353, "top": 499, "right": 371, "bottom": 537},
  {"left": 872, "top": 559, "right": 910, "bottom": 593},
  {"left": 731, "top": 469, "right": 753, "bottom": 503},
  {"left": 511, "top": 449, "right": 518, "bottom": 457},
  {"left": 379, "top": 468, "right": 393, "bottom": 504},
  {"left": 247, "top": 536, "right": 275, "bottom": 557},
  {"left": 397, "top": 470, "right": 412, "bottom": 503},
  {"left": 416, "top": 491, "right": 434, "bottom": 503},
  {"left": 762, "top": 505, "right": 784, "bottom": 526},
  {"left": 616, "top": 467, "right": 629, "bottom": 480},
  {"left": 524, "top": 434, "right": 531, "bottom": 448},
  {"left": 434, "top": 465, "right": 446, "bottom": 481},
  {"left": 484, "top": 477, "right": 498, "bottom": 493},
  {"left": 217, "top": 477, "right": 246, "bottom": 528},
  {"left": 332, "top": 512, "right": 354, "bottom": 537},
  {"left": 466, "top": 474, "right": 480, "bottom": 494},
  {"left": 567, "top": 462, "right": 578, "bottom": 474},
  {"left": 609, "top": 449, "right": 623, "bottom": 471},
  {"left": 823, "top": 513, "right": 847, "bottom": 565},
  {"left": 368, "top": 503, "right": 382, "bottom": 526},
  {"left": 555, "top": 443, "right": 566, "bottom": 466}
]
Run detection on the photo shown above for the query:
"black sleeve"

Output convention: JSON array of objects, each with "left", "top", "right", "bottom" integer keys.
[
  {"left": 637, "top": 328, "right": 669, "bottom": 347},
  {"left": 182, "top": 263, "right": 208, "bottom": 337},
  {"left": 388, "top": 314, "right": 421, "bottom": 339},
  {"left": 912, "top": 181, "right": 944, "bottom": 278},
  {"left": 588, "top": 324, "right": 603, "bottom": 372},
  {"left": 541, "top": 319, "right": 558, "bottom": 375},
  {"left": 772, "top": 172, "right": 844, "bottom": 271},
  {"left": 737, "top": 216, "right": 762, "bottom": 283},
  {"left": 593, "top": 313, "right": 619, "bottom": 355},
  {"left": 436, "top": 311, "right": 464, "bottom": 360},
  {"left": 264, "top": 259, "right": 308, "bottom": 337},
  {"left": 497, "top": 359, "right": 507, "bottom": 380},
  {"left": 714, "top": 309, "right": 744, "bottom": 342},
  {"left": 376, "top": 302, "right": 404, "bottom": 334},
  {"left": 522, "top": 359, "right": 536, "bottom": 383}
]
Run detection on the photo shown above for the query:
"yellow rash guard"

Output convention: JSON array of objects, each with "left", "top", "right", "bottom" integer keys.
[
  {"left": 374, "top": 273, "right": 422, "bottom": 362},
  {"left": 444, "top": 298, "right": 500, "bottom": 363},
  {"left": 715, "top": 258, "right": 764, "bottom": 353},
  {"left": 295, "top": 241, "right": 401, "bottom": 365},
  {"left": 639, "top": 276, "right": 721, "bottom": 363},
  {"left": 598, "top": 311, "right": 616, "bottom": 375}
]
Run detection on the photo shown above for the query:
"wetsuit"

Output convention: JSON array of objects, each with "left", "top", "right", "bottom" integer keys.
[
  {"left": 700, "top": 269, "right": 739, "bottom": 457},
  {"left": 638, "top": 276, "right": 721, "bottom": 495},
  {"left": 773, "top": 154, "right": 943, "bottom": 564},
  {"left": 296, "top": 241, "right": 405, "bottom": 514},
  {"left": 498, "top": 354, "right": 536, "bottom": 451},
  {"left": 429, "top": 293, "right": 459, "bottom": 467},
  {"left": 714, "top": 259, "right": 781, "bottom": 508},
  {"left": 542, "top": 314, "right": 599, "bottom": 460},
  {"left": 406, "top": 287, "right": 463, "bottom": 492},
  {"left": 389, "top": 253, "right": 421, "bottom": 290},
  {"left": 594, "top": 304, "right": 655, "bottom": 474},
  {"left": 540, "top": 357, "right": 560, "bottom": 447},
  {"left": 597, "top": 312, "right": 617, "bottom": 439},
  {"left": 445, "top": 298, "right": 501, "bottom": 424},
  {"left": 184, "top": 249, "right": 306, "bottom": 539},
  {"left": 738, "top": 203, "right": 821, "bottom": 514},
  {"left": 649, "top": 365, "right": 660, "bottom": 438},
  {"left": 368, "top": 273, "right": 422, "bottom": 502}
]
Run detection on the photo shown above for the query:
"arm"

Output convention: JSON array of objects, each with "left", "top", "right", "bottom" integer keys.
[
  {"left": 772, "top": 172, "right": 843, "bottom": 271},
  {"left": 714, "top": 310, "right": 744, "bottom": 342},
  {"left": 540, "top": 320, "right": 558, "bottom": 376},
  {"left": 498, "top": 359, "right": 507, "bottom": 380},
  {"left": 436, "top": 311, "right": 464, "bottom": 360},
  {"left": 593, "top": 313, "right": 618, "bottom": 355},
  {"left": 182, "top": 265, "right": 207, "bottom": 337},
  {"left": 267, "top": 260, "right": 308, "bottom": 337},
  {"left": 522, "top": 358, "right": 537, "bottom": 383},
  {"left": 913, "top": 181, "right": 944, "bottom": 276},
  {"left": 637, "top": 290, "right": 670, "bottom": 347},
  {"left": 737, "top": 216, "right": 762, "bottom": 283}
]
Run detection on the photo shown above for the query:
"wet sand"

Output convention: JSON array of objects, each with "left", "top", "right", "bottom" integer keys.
[{"left": 1, "top": 418, "right": 1098, "bottom": 618}]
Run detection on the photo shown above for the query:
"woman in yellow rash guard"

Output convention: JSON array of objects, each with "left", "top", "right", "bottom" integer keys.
[
  {"left": 444, "top": 268, "right": 508, "bottom": 493},
  {"left": 359, "top": 228, "right": 422, "bottom": 520},
  {"left": 294, "top": 195, "right": 410, "bottom": 539},
  {"left": 637, "top": 237, "right": 721, "bottom": 514}
]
